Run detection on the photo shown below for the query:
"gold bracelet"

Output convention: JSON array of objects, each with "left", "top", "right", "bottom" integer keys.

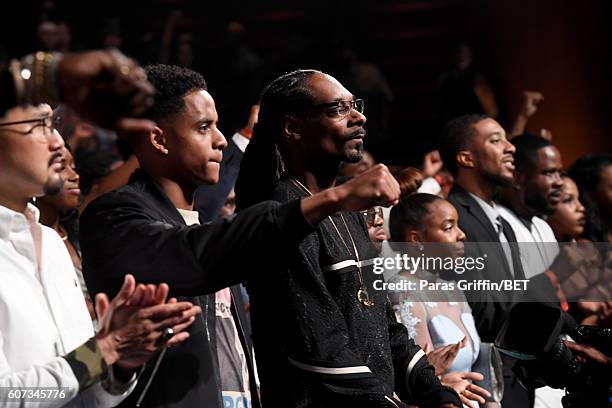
[
  {"left": 20, "top": 52, "right": 63, "bottom": 107},
  {"left": 42, "top": 52, "right": 62, "bottom": 106},
  {"left": 8, "top": 59, "right": 32, "bottom": 106}
]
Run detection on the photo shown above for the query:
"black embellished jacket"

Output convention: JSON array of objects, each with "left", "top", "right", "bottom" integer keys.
[{"left": 246, "top": 177, "right": 461, "bottom": 408}]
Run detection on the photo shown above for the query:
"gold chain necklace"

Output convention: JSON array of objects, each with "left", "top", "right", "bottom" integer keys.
[
  {"left": 58, "top": 225, "right": 69, "bottom": 241},
  {"left": 289, "top": 176, "right": 374, "bottom": 307}
]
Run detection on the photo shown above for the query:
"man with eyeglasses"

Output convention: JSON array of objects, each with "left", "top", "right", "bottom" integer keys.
[
  {"left": 235, "top": 69, "right": 461, "bottom": 407},
  {"left": 0, "top": 51, "right": 201, "bottom": 407}
]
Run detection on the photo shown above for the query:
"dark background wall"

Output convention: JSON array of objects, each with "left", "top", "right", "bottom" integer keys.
[
  {"left": 2, "top": 0, "right": 609, "bottom": 167},
  {"left": 466, "top": 0, "right": 611, "bottom": 167}
]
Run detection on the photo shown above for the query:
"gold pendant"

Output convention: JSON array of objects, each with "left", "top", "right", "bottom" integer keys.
[{"left": 357, "top": 288, "right": 374, "bottom": 306}]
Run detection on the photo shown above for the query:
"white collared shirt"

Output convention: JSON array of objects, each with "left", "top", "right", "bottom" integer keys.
[
  {"left": 497, "top": 205, "right": 559, "bottom": 279},
  {"left": 0, "top": 203, "right": 130, "bottom": 407}
]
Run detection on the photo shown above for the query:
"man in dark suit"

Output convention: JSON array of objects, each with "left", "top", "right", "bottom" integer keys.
[{"left": 439, "top": 114, "right": 557, "bottom": 407}]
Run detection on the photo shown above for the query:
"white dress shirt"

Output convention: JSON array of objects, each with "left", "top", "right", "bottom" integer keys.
[
  {"left": 0, "top": 203, "right": 133, "bottom": 407},
  {"left": 498, "top": 205, "right": 559, "bottom": 279}
]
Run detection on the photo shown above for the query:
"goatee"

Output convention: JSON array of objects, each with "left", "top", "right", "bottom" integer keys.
[{"left": 344, "top": 142, "right": 364, "bottom": 164}]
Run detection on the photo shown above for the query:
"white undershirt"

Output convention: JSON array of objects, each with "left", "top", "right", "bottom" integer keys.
[{"left": 176, "top": 208, "right": 252, "bottom": 406}]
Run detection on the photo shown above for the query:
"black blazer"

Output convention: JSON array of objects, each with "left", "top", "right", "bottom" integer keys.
[
  {"left": 79, "top": 170, "right": 313, "bottom": 408},
  {"left": 445, "top": 185, "right": 553, "bottom": 342}
]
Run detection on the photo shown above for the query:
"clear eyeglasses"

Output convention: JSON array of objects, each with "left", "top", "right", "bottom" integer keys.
[
  {"left": 0, "top": 115, "right": 55, "bottom": 139},
  {"left": 308, "top": 99, "right": 364, "bottom": 118}
]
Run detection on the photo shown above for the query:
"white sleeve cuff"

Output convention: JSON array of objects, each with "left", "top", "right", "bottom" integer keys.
[
  {"left": 232, "top": 132, "right": 250, "bottom": 152},
  {"left": 417, "top": 177, "right": 441, "bottom": 195}
]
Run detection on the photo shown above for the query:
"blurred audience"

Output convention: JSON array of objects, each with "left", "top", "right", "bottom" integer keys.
[
  {"left": 0, "top": 11, "right": 610, "bottom": 407},
  {"left": 36, "top": 21, "right": 58, "bottom": 51},
  {"left": 334, "top": 47, "right": 394, "bottom": 152},
  {"left": 437, "top": 42, "right": 498, "bottom": 123}
]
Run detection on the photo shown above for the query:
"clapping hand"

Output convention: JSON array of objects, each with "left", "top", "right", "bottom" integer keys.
[
  {"left": 94, "top": 275, "right": 201, "bottom": 370},
  {"left": 441, "top": 371, "right": 491, "bottom": 407},
  {"left": 424, "top": 337, "right": 466, "bottom": 375}
]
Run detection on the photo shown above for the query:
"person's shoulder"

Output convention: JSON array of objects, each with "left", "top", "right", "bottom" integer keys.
[
  {"left": 532, "top": 215, "right": 550, "bottom": 230},
  {"left": 447, "top": 185, "right": 469, "bottom": 204},
  {"left": 39, "top": 224, "right": 76, "bottom": 269},
  {"left": 497, "top": 204, "right": 518, "bottom": 223},
  {"left": 81, "top": 180, "right": 153, "bottom": 225},
  {"left": 447, "top": 191, "right": 472, "bottom": 218},
  {"left": 532, "top": 216, "right": 557, "bottom": 242},
  {"left": 89, "top": 182, "right": 144, "bottom": 207},
  {"left": 39, "top": 223, "right": 68, "bottom": 246},
  {"left": 270, "top": 178, "right": 305, "bottom": 203},
  {"left": 391, "top": 271, "right": 420, "bottom": 284}
]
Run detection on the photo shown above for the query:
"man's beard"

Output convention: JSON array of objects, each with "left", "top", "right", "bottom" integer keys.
[
  {"left": 343, "top": 129, "right": 366, "bottom": 164},
  {"left": 482, "top": 168, "right": 514, "bottom": 188},
  {"left": 44, "top": 151, "right": 65, "bottom": 196},
  {"left": 343, "top": 140, "right": 364, "bottom": 164},
  {"left": 526, "top": 192, "right": 557, "bottom": 217},
  {"left": 371, "top": 240, "right": 383, "bottom": 253},
  {"left": 43, "top": 174, "right": 64, "bottom": 196}
]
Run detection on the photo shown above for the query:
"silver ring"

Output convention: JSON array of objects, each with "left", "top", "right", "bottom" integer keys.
[{"left": 162, "top": 327, "right": 174, "bottom": 342}]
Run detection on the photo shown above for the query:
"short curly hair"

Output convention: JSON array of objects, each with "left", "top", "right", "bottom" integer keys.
[
  {"left": 510, "top": 134, "right": 552, "bottom": 171},
  {"left": 439, "top": 113, "right": 490, "bottom": 176},
  {"left": 143, "top": 64, "right": 207, "bottom": 122}
]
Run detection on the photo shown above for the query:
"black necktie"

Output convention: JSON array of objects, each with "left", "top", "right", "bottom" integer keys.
[{"left": 498, "top": 217, "right": 526, "bottom": 280}]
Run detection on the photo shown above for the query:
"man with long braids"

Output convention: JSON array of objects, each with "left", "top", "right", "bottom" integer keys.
[{"left": 235, "top": 70, "right": 461, "bottom": 408}]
